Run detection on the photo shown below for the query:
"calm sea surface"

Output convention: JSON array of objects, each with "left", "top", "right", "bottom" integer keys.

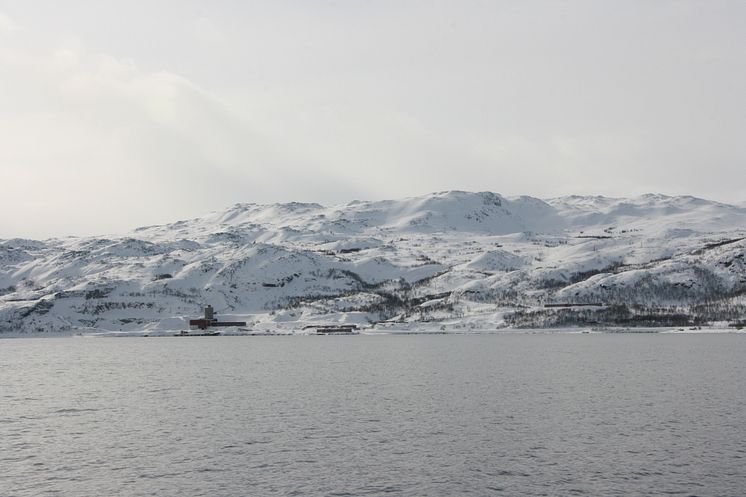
[{"left": 1, "top": 334, "right": 745, "bottom": 496}]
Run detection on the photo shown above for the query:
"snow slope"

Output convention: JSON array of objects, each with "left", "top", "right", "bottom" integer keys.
[{"left": 2, "top": 191, "right": 745, "bottom": 334}]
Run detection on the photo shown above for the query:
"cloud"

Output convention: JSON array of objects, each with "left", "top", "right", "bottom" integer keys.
[
  {"left": 0, "top": 34, "right": 367, "bottom": 238},
  {"left": 0, "top": 17, "right": 505, "bottom": 238},
  {"left": 0, "top": 11, "right": 19, "bottom": 35}
]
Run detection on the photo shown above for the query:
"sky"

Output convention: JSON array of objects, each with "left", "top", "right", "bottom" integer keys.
[{"left": 1, "top": 1, "right": 744, "bottom": 239}]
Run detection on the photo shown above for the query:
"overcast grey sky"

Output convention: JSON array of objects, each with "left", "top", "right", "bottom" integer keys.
[{"left": 1, "top": 1, "right": 744, "bottom": 238}]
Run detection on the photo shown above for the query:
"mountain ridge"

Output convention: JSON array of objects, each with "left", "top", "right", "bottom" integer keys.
[{"left": 2, "top": 191, "right": 745, "bottom": 334}]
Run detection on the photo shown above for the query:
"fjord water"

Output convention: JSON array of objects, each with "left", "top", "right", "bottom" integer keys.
[{"left": 2, "top": 334, "right": 745, "bottom": 496}]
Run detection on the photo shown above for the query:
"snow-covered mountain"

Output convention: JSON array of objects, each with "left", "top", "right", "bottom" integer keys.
[{"left": 2, "top": 191, "right": 746, "bottom": 334}]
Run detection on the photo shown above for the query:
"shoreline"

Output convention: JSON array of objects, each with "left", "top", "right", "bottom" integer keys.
[{"left": 2, "top": 325, "right": 744, "bottom": 339}]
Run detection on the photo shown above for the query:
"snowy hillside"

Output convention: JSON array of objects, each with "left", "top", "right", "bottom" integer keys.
[{"left": 2, "top": 191, "right": 746, "bottom": 334}]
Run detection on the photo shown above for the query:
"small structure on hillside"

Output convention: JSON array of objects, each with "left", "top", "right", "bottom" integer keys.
[{"left": 189, "top": 305, "right": 246, "bottom": 330}]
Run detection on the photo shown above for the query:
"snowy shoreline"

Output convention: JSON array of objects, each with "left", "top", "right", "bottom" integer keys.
[{"left": 2, "top": 325, "right": 744, "bottom": 339}]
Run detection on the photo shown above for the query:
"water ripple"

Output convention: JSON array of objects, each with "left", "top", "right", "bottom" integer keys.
[{"left": 1, "top": 334, "right": 745, "bottom": 497}]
